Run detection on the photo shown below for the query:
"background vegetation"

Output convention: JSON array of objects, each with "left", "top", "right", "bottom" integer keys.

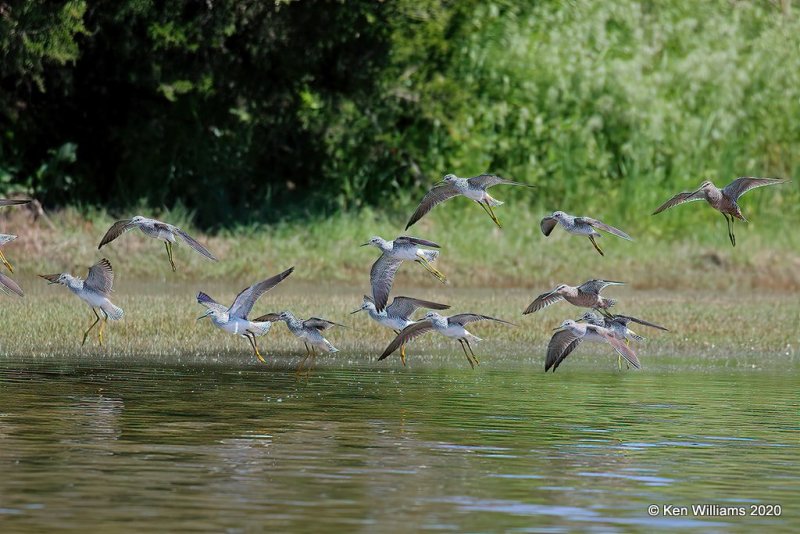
[{"left": 2, "top": 0, "right": 798, "bottom": 234}]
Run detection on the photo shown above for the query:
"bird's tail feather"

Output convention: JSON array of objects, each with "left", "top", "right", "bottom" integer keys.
[
  {"left": 486, "top": 196, "right": 504, "bottom": 207},
  {"left": 101, "top": 302, "right": 124, "bottom": 321},
  {"left": 422, "top": 250, "right": 439, "bottom": 263}
]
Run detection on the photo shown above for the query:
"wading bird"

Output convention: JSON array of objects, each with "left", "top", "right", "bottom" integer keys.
[
  {"left": 524, "top": 279, "right": 624, "bottom": 314},
  {"left": 362, "top": 236, "right": 447, "bottom": 311},
  {"left": 577, "top": 311, "right": 669, "bottom": 344},
  {"left": 270, "top": 311, "right": 344, "bottom": 371},
  {"left": 351, "top": 295, "right": 450, "bottom": 365},
  {"left": 379, "top": 312, "right": 515, "bottom": 369},
  {"left": 0, "top": 234, "right": 19, "bottom": 272},
  {"left": 40, "top": 258, "right": 123, "bottom": 346},
  {"left": 652, "top": 177, "right": 789, "bottom": 246},
  {"left": 98, "top": 216, "right": 217, "bottom": 271},
  {"left": 546, "top": 319, "right": 640, "bottom": 372},
  {"left": 406, "top": 173, "right": 534, "bottom": 229},
  {"left": 196, "top": 267, "right": 294, "bottom": 364},
  {"left": 540, "top": 211, "right": 632, "bottom": 256}
]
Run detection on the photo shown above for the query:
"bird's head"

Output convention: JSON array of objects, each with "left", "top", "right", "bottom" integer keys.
[
  {"left": 699, "top": 180, "right": 715, "bottom": 190},
  {"left": 442, "top": 173, "right": 458, "bottom": 183},
  {"left": 576, "top": 312, "right": 597, "bottom": 322},
  {"left": 277, "top": 311, "right": 293, "bottom": 322},
  {"left": 351, "top": 295, "right": 375, "bottom": 314},
  {"left": 552, "top": 211, "right": 566, "bottom": 220},
  {"left": 130, "top": 215, "right": 146, "bottom": 224},
  {"left": 423, "top": 311, "right": 442, "bottom": 321},
  {"left": 361, "top": 236, "right": 385, "bottom": 248},
  {"left": 555, "top": 319, "right": 578, "bottom": 331},
  {"left": 554, "top": 284, "right": 570, "bottom": 294},
  {"left": 39, "top": 273, "right": 66, "bottom": 285}
]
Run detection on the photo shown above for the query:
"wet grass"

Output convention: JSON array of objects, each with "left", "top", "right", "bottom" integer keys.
[{"left": 2, "top": 281, "right": 797, "bottom": 370}]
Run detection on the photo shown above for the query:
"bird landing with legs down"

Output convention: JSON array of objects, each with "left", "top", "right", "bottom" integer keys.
[
  {"left": 98, "top": 216, "right": 217, "bottom": 272},
  {"left": 40, "top": 258, "right": 124, "bottom": 346},
  {"left": 405, "top": 173, "right": 535, "bottom": 229},
  {"left": 652, "top": 177, "right": 789, "bottom": 246}
]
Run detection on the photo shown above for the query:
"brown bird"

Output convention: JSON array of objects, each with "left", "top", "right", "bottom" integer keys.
[
  {"left": 652, "top": 177, "right": 789, "bottom": 246},
  {"left": 524, "top": 279, "right": 624, "bottom": 315}
]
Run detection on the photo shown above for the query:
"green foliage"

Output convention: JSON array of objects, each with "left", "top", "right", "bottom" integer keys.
[{"left": 0, "top": 0, "right": 797, "bottom": 235}]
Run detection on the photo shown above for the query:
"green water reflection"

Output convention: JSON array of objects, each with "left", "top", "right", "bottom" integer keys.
[{"left": 0, "top": 361, "right": 797, "bottom": 532}]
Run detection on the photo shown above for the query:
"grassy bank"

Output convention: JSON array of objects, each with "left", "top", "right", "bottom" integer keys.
[{"left": 1, "top": 201, "right": 798, "bottom": 293}]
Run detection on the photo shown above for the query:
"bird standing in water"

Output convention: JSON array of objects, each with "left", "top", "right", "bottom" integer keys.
[{"left": 196, "top": 267, "right": 294, "bottom": 364}]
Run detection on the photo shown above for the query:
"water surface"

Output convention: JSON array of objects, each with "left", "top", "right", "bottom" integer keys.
[{"left": 1, "top": 360, "right": 797, "bottom": 532}]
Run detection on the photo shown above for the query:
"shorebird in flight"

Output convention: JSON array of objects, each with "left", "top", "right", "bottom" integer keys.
[
  {"left": 196, "top": 267, "right": 294, "bottom": 364},
  {"left": 652, "top": 177, "right": 789, "bottom": 246},
  {"left": 379, "top": 312, "right": 515, "bottom": 369},
  {"left": 351, "top": 295, "right": 450, "bottom": 365},
  {"left": 98, "top": 216, "right": 217, "bottom": 271},
  {"left": 524, "top": 279, "right": 624, "bottom": 315},
  {"left": 540, "top": 211, "right": 632, "bottom": 256},
  {"left": 40, "top": 259, "right": 124, "bottom": 346},
  {"left": 406, "top": 174, "right": 534, "bottom": 229},
  {"left": 546, "top": 319, "right": 640, "bottom": 372},
  {"left": 362, "top": 236, "right": 447, "bottom": 311},
  {"left": 269, "top": 311, "right": 345, "bottom": 371},
  {"left": 577, "top": 311, "right": 669, "bottom": 344}
]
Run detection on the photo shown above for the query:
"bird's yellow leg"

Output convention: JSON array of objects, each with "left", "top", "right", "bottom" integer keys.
[
  {"left": 459, "top": 340, "right": 475, "bottom": 369},
  {"left": 588, "top": 235, "right": 605, "bottom": 256},
  {"left": 0, "top": 249, "right": 13, "bottom": 273},
  {"left": 465, "top": 340, "right": 480, "bottom": 366},
  {"left": 97, "top": 313, "right": 107, "bottom": 346},
  {"left": 82, "top": 309, "right": 101, "bottom": 346},
  {"left": 416, "top": 255, "right": 447, "bottom": 283},
  {"left": 247, "top": 333, "right": 266, "bottom": 364},
  {"left": 483, "top": 201, "right": 502, "bottom": 228},
  {"left": 296, "top": 343, "right": 311, "bottom": 375},
  {"left": 165, "top": 241, "right": 177, "bottom": 272},
  {"left": 400, "top": 343, "right": 407, "bottom": 366}
]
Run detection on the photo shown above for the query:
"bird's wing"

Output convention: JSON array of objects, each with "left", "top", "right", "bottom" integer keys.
[
  {"left": 173, "top": 227, "right": 218, "bottom": 261},
  {"left": 84, "top": 258, "right": 114, "bottom": 295},
  {"left": 196, "top": 292, "right": 228, "bottom": 313},
  {"left": 97, "top": 219, "right": 134, "bottom": 249},
  {"left": 303, "top": 317, "right": 345, "bottom": 331},
  {"left": 370, "top": 253, "right": 403, "bottom": 312},
  {"left": 394, "top": 236, "right": 441, "bottom": 248},
  {"left": 722, "top": 177, "right": 787, "bottom": 201},
  {"left": 652, "top": 190, "right": 706, "bottom": 215},
  {"left": 405, "top": 184, "right": 461, "bottom": 229},
  {"left": 378, "top": 320, "right": 435, "bottom": 360},
  {"left": 0, "top": 234, "right": 17, "bottom": 246},
  {"left": 386, "top": 296, "right": 450, "bottom": 318},
  {"left": 578, "top": 218, "right": 633, "bottom": 240},
  {"left": 0, "top": 272, "right": 23, "bottom": 297},
  {"left": 546, "top": 330, "right": 582, "bottom": 372},
  {"left": 616, "top": 315, "right": 669, "bottom": 332},
  {"left": 448, "top": 313, "right": 516, "bottom": 327},
  {"left": 577, "top": 279, "right": 625, "bottom": 294},
  {"left": 540, "top": 216, "right": 558, "bottom": 236},
  {"left": 597, "top": 329, "right": 641, "bottom": 369},
  {"left": 467, "top": 174, "right": 534, "bottom": 189},
  {"left": 0, "top": 199, "right": 31, "bottom": 207},
  {"left": 523, "top": 289, "right": 564, "bottom": 314},
  {"left": 251, "top": 312, "right": 281, "bottom": 323},
  {"left": 229, "top": 266, "right": 295, "bottom": 319}
]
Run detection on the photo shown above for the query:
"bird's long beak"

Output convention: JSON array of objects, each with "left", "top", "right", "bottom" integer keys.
[
  {"left": 197, "top": 311, "right": 211, "bottom": 321},
  {"left": 39, "top": 274, "right": 60, "bottom": 284},
  {"left": 350, "top": 307, "right": 364, "bottom": 314},
  {"left": 360, "top": 242, "right": 370, "bottom": 247},
  {"left": 604, "top": 281, "right": 626, "bottom": 286}
]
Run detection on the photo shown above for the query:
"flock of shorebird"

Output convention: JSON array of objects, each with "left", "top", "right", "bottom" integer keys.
[{"left": 0, "top": 174, "right": 789, "bottom": 371}]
